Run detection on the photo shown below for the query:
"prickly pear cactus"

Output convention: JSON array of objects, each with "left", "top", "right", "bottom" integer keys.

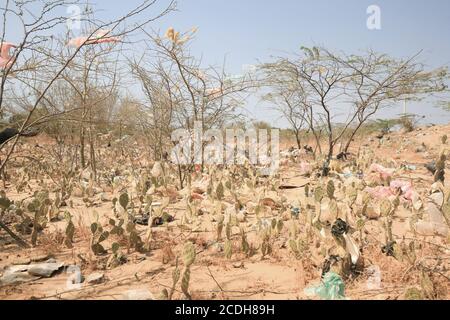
[
  {"left": 90, "top": 222, "right": 109, "bottom": 255},
  {"left": 314, "top": 186, "right": 324, "bottom": 203},
  {"left": 181, "top": 242, "right": 196, "bottom": 299},
  {"left": 434, "top": 152, "right": 446, "bottom": 183},
  {"left": 216, "top": 214, "right": 224, "bottom": 241},
  {"left": 443, "top": 202, "right": 450, "bottom": 226},
  {"left": 224, "top": 240, "right": 232, "bottom": 259},
  {"left": 216, "top": 182, "right": 224, "bottom": 201},
  {"left": 380, "top": 199, "right": 392, "bottom": 217},
  {"left": 126, "top": 221, "right": 145, "bottom": 253},
  {"left": 289, "top": 236, "right": 307, "bottom": 260},
  {"left": 182, "top": 242, "right": 196, "bottom": 267},
  {"left": 240, "top": 227, "right": 250, "bottom": 255},
  {"left": 168, "top": 258, "right": 181, "bottom": 300},
  {"left": 329, "top": 199, "right": 338, "bottom": 217},
  {"left": 327, "top": 180, "right": 335, "bottom": 199},
  {"left": 64, "top": 212, "right": 75, "bottom": 249},
  {"left": 346, "top": 187, "right": 357, "bottom": 205},
  {"left": 119, "top": 192, "right": 129, "bottom": 210}
]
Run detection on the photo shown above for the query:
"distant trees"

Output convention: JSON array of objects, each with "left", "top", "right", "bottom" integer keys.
[
  {"left": 262, "top": 47, "right": 448, "bottom": 160},
  {"left": 0, "top": 0, "right": 176, "bottom": 173},
  {"left": 131, "top": 27, "right": 257, "bottom": 187}
]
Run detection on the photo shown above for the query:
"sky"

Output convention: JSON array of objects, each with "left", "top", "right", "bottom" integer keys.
[{"left": 3, "top": 0, "right": 450, "bottom": 127}]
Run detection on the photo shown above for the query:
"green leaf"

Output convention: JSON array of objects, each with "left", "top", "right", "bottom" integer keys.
[
  {"left": 119, "top": 192, "right": 129, "bottom": 209},
  {"left": 90, "top": 222, "right": 98, "bottom": 234}
]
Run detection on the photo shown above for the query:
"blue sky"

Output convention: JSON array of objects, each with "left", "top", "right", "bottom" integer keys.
[
  {"left": 157, "top": 0, "right": 450, "bottom": 125},
  {"left": 4, "top": 0, "right": 450, "bottom": 126}
]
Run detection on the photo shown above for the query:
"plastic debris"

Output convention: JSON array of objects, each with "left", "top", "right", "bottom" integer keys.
[
  {"left": 0, "top": 259, "right": 64, "bottom": 286},
  {"left": 365, "top": 180, "right": 417, "bottom": 201},
  {"left": 414, "top": 189, "right": 449, "bottom": 237},
  {"left": 304, "top": 272, "right": 346, "bottom": 300},
  {"left": 425, "top": 161, "right": 436, "bottom": 175},
  {"left": 365, "top": 186, "right": 394, "bottom": 199},
  {"left": 331, "top": 219, "right": 362, "bottom": 269},
  {"left": 369, "top": 163, "right": 395, "bottom": 180},
  {"left": 366, "top": 265, "right": 382, "bottom": 290},
  {"left": 382, "top": 241, "right": 396, "bottom": 257},
  {"left": 390, "top": 180, "right": 415, "bottom": 201},
  {"left": 291, "top": 207, "right": 300, "bottom": 219},
  {"left": 299, "top": 162, "right": 311, "bottom": 175},
  {"left": 402, "top": 164, "right": 417, "bottom": 171}
]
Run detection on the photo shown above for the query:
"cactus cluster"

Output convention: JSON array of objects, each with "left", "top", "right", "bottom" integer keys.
[
  {"left": 64, "top": 212, "right": 75, "bottom": 248},
  {"left": 90, "top": 222, "right": 109, "bottom": 255},
  {"left": 181, "top": 242, "right": 196, "bottom": 299},
  {"left": 434, "top": 152, "right": 446, "bottom": 183}
]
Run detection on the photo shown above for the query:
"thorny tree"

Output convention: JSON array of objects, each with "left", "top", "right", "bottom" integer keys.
[
  {"left": 131, "top": 27, "right": 258, "bottom": 188},
  {"left": 0, "top": 0, "right": 175, "bottom": 246},
  {"left": 262, "top": 47, "right": 448, "bottom": 161}
]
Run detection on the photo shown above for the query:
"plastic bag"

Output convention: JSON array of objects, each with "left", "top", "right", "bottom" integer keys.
[{"left": 304, "top": 272, "right": 346, "bottom": 300}]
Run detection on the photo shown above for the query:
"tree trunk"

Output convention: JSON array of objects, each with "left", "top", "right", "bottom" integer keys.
[
  {"left": 343, "top": 122, "right": 364, "bottom": 154},
  {"left": 327, "top": 139, "right": 334, "bottom": 161},
  {"left": 294, "top": 129, "right": 301, "bottom": 149},
  {"left": 80, "top": 126, "right": 86, "bottom": 168}
]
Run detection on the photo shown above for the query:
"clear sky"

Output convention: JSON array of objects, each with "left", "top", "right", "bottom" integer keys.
[
  {"left": 155, "top": 0, "right": 450, "bottom": 126},
  {"left": 3, "top": 0, "right": 450, "bottom": 126}
]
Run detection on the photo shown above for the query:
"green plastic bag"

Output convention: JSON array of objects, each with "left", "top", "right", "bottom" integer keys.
[{"left": 304, "top": 272, "right": 346, "bottom": 300}]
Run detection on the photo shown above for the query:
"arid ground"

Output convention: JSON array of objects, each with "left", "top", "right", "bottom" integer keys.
[{"left": 0, "top": 124, "right": 449, "bottom": 300}]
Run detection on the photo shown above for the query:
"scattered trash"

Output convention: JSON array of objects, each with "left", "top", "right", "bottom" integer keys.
[
  {"left": 236, "top": 211, "right": 246, "bottom": 222},
  {"left": 134, "top": 212, "right": 174, "bottom": 226},
  {"left": 321, "top": 255, "right": 341, "bottom": 278},
  {"left": 86, "top": 272, "right": 105, "bottom": 285},
  {"left": 414, "top": 188, "right": 449, "bottom": 237},
  {"left": 331, "top": 219, "right": 362, "bottom": 270},
  {"left": 401, "top": 164, "right": 417, "bottom": 171},
  {"left": 0, "top": 259, "right": 64, "bottom": 286},
  {"left": 390, "top": 180, "right": 415, "bottom": 201},
  {"left": 369, "top": 163, "right": 395, "bottom": 180},
  {"left": 331, "top": 219, "right": 349, "bottom": 237},
  {"left": 365, "top": 180, "right": 417, "bottom": 202},
  {"left": 366, "top": 265, "right": 382, "bottom": 290},
  {"left": 190, "top": 192, "right": 205, "bottom": 201},
  {"left": 425, "top": 161, "right": 436, "bottom": 175},
  {"left": 0, "top": 272, "right": 40, "bottom": 286},
  {"left": 260, "top": 198, "right": 278, "bottom": 210},
  {"left": 305, "top": 272, "right": 346, "bottom": 300},
  {"left": 28, "top": 259, "right": 64, "bottom": 278},
  {"left": 290, "top": 207, "right": 300, "bottom": 219},
  {"left": 299, "top": 162, "right": 312, "bottom": 175},
  {"left": 365, "top": 186, "right": 394, "bottom": 199},
  {"left": 382, "top": 241, "right": 396, "bottom": 257}
]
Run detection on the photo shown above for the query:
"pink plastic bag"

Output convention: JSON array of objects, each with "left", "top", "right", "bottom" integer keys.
[
  {"left": 365, "top": 186, "right": 395, "bottom": 199},
  {"left": 369, "top": 164, "right": 394, "bottom": 180},
  {"left": 299, "top": 162, "right": 311, "bottom": 175},
  {"left": 390, "top": 180, "right": 414, "bottom": 201}
]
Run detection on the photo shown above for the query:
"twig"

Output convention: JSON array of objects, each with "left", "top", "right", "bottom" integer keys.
[
  {"left": 206, "top": 266, "right": 226, "bottom": 299},
  {"left": 0, "top": 219, "right": 30, "bottom": 248}
]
